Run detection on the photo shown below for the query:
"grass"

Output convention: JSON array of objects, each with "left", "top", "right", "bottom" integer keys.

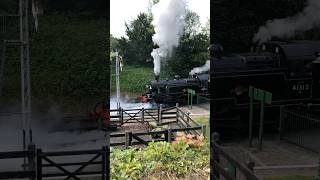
[
  {"left": 194, "top": 116, "right": 210, "bottom": 139},
  {"left": 110, "top": 63, "right": 170, "bottom": 96}
]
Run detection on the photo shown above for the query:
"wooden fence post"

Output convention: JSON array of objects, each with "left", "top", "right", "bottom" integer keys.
[
  {"left": 167, "top": 129, "right": 172, "bottom": 143},
  {"left": 37, "top": 149, "right": 42, "bottom": 180},
  {"left": 175, "top": 103, "right": 179, "bottom": 123},
  {"left": 28, "top": 143, "right": 36, "bottom": 180},
  {"left": 142, "top": 108, "right": 144, "bottom": 123},
  {"left": 246, "top": 161, "right": 255, "bottom": 180},
  {"left": 159, "top": 104, "right": 163, "bottom": 125},
  {"left": 202, "top": 125, "right": 206, "bottom": 138},
  {"left": 121, "top": 108, "right": 124, "bottom": 125},
  {"left": 101, "top": 146, "right": 106, "bottom": 180},
  {"left": 164, "top": 129, "right": 169, "bottom": 142},
  {"left": 106, "top": 146, "right": 110, "bottom": 180},
  {"left": 125, "top": 132, "right": 132, "bottom": 148}
]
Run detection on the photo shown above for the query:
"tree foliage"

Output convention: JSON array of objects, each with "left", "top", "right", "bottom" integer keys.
[
  {"left": 166, "top": 10, "right": 209, "bottom": 76},
  {"left": 116, "top": 13, "right": 155, "bottom": 66},
  {"left": 113, "top": 9, "right": 209, "bottom": 77},
  {"left": 1, "top": 14, "right": 108, "bottom": 104}
]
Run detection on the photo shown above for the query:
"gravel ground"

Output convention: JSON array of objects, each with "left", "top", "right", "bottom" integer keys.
[{"left": 219, "top": 135, "right": 319, "bottom": 179}]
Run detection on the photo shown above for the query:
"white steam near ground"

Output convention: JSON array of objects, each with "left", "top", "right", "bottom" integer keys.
[
  {"left": 0, "top": 98, "right": 152, "bottom": 171},
  {"left": 151, "top": 0, "right": 187, "bottom": 75},
  {"left": 0, "top": 107, "right": 107, "bottom": 171},
  {"left": 110, "top": 97, "right": 152, "bottom": 110},
  {"left": 253, "top": 0, "right": 320, "bottom": 44},
  {"left": 189, "top": 60, "right": 210, "bottom": 75},
  {"left": 0, "top": 107, "right": 106, "bottom": 152}
]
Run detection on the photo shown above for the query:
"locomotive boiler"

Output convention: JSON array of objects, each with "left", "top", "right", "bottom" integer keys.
[
  {"left": 141, "top": 73, "right": 210, "bottom": 105},
  {"left": 212, "top": 40, "right": 320, "bottom": 133}
]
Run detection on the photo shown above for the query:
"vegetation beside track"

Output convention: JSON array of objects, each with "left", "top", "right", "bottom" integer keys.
[{"left": 110, "top": 116, "right": 210, "bottom": 180}]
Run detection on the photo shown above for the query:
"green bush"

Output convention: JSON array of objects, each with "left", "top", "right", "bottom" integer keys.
[
  {"left": 1, "top": 13, "right": 108, "bottom": 105},
  {"left": 110, "top": 141, "right": 209, "bottom": 180}
]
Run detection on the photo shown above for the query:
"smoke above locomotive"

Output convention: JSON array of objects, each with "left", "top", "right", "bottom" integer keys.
[
  {"left": 151, "top": 0, "right": 187, "bottom": 76},
  {"left": 189, "top": 60, "right": 210, "bottom": 75},
  {"left": 253, "top": 0, "right": 320, "bottom": 44}
]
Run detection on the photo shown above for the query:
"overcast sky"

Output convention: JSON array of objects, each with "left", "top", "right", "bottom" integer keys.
[{"left": 110, "top": 0, "right": 210, "bottom": 38}]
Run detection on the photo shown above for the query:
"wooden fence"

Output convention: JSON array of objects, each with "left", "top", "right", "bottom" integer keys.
[
  {"left": 110, "top": 105, "right": 206, "bottom": 147},
  {"left": 212, "top": 142, "right": 259, "bottom": 180},
  {"left": 109, "top": 105, "right": 177, "bottom": 126},
  {"left": 0, "top": 144, "right": 36, "bottom": 179},
  {"left": 0, "top": 144, "right": 109, "bottom": 180}
]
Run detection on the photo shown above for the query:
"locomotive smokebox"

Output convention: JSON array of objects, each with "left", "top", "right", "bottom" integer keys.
[{"left": 155, "top": 75, "right": 160, "bottom": 81}]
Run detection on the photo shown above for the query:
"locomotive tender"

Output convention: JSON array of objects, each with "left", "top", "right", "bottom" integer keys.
[{"left": 212, "top": 40, "right": 320, "bottom": 132}]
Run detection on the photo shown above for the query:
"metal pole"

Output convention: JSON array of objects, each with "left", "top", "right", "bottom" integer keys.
[
  {"left": 279, "top": 106, "right": 283, "bottom": 140},
  {"left": 20, "top": 0, "right": 26, "bottom": 152},
  {"left": 249, "top": 95, "right": 253, "bottom": 147},
  {"left": 187, "top": 92, "right": 189, "bottom": 108},
  {"left": 190, "top": 94, "right": 193, "bottom": 109},
  {"left": 25, "top": 0, "right": 32, "bottom": 143},
  {"left": 0, "top": 40, "right": 6, "bottom": 96},
  {"left": 20, "top": 0, "right": 32, "bottom": 147},
  {"left": 258, "top": 93, "right": 265, "bottom": 151}
]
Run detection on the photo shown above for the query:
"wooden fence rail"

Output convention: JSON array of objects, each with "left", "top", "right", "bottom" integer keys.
[
  {"left": 0, "top": 145, "right": 109, "bottom": 180},
  {"left": 212, "top": 138, "right": 258, "bottom": 180},
  {"left": 0, "top": 144, "right": 36, "bottom": 179},
  {"left": 110, "top": 104, "right": 206, "bottom": 147},
  {"left": 110, "top": 125, "right": 205, "bottom": 147}
]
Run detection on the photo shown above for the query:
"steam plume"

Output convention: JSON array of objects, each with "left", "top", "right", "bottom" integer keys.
[
  {"left": 189, "top": 60, "right": 210, "bottom": 75},
  {"left": 151, "top": 0, "right": 187, "bottom": 75},
  {"left": 253, "top": 0, "right": 320, "bottom": 44}
]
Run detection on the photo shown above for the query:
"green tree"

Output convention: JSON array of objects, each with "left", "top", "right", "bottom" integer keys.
[
  {"left": 110, "top": 34, "right": 119, "bottom": 52},
  {"left": 118, "top": 13, "right": 154, "bottom": 66},
  {"left": 166, "top": 10, "right": 209, "bottom": 76}
]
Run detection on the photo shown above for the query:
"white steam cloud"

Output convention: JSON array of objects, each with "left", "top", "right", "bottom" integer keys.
[
  {"left": 253, "top": 0, "right": 320, "bottom": 44},
  {"left": 189, "top": 60, "right": 210, "bottom": 75},
  {"left": 151, "top": 0, "right": 187, "bottom": 75},
  {"left": 110, "top": 97, "right": 152, "bottom": 110}
]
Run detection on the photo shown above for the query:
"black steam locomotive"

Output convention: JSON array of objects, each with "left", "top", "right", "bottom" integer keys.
[
  {"left": 212, "top": 40, "right": 320, "bottom": 132},
  {"left": 142, "top": 73, "right": 210, "bottom": 105}
]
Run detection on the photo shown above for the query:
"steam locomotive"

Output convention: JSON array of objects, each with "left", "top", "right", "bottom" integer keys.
[
  {"left": 212, "top": 40, "right": 320, "bottom": 133},
  {"left": 140, "top": 73, "right": 210, "bottom": 105}
]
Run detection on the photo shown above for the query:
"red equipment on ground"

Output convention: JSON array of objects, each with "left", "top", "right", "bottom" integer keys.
[
  {"left": 89, "top": 102, "right": 110, "bottom": 128},
  {"left": 138, "top": 95, "right": 148, "bottom": 103}
]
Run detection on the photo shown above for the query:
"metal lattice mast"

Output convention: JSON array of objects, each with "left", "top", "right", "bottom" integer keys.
[
  {"left": 20, "top": 0, "right": 32, "bottom": 147},
  {"left": 0, "top": 0, "right": 35, "bottom": 149},
  {"left": 115, "top": 51, "right": 121, "bottom": 109}
]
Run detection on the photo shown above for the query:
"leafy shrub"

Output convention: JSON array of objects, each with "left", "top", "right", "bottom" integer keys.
[{"left": 110, "top": 141, "right": 209, "bottom": 180}]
